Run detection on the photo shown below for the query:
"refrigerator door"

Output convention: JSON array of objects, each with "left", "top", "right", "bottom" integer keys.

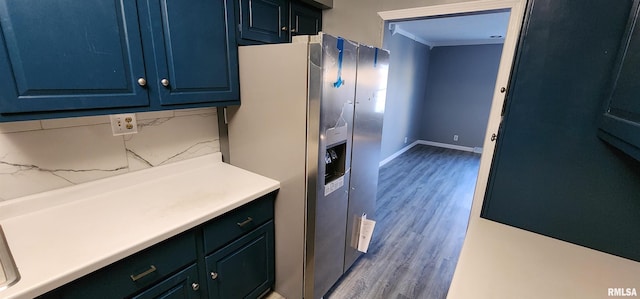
[
  {"left": 344, "top": 46, "right": 390, "bottom": 270},
  {"left": 305, "top": 34, "right": 358, "bottom": 299}
]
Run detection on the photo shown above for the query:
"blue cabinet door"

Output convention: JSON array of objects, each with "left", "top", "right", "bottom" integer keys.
[
  {"left": 290, "top": 1, "right": 322, "bottom": 36},
  {"left": 205, "top": 221, "right": 275, "bottom": 299},
  {"left": 239, "top": 0, "right": 289, "bottom": 44},
  {"left": 0, "top": 0, "right": 149, "bottom": 113},
  {"left": 140, "top": 0, "right": 239, "bottom": 106}
]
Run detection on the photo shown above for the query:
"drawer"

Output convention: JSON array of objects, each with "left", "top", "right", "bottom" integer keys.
[
  {"left": 131, "top": 263, "right": 200, "bottom": 299},
  {"left": 42, "top": 230, "right": 197, "bottom": 299},
  {"left": 203, "top": 193, "right": 274, "bottom": 254}
]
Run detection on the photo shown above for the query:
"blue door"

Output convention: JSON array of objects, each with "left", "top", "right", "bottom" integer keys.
[
  {"left": 140, "top": 0, "right": 239, "bottom": 106},
  {"left": 0, "top": 0, "right": 149, "bottom": 113}
]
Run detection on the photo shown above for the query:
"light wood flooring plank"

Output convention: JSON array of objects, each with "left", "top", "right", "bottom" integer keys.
[{"left": 325, "top": 145, "right": 480, "bottom": 299}]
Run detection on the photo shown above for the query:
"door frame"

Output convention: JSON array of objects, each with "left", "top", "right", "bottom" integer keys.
[{"left": 377, "top": 0, "right": 527, "bottom": 220}]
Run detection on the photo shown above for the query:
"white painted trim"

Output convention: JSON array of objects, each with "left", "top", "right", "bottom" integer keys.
[
  {"left": 379, "top": 140, "right": 420, "bottom": 167},
  {"left": 376, "top": 0, "right": 527, "bottom": 221},
  {"left": 389, "top": 23, "right": 504, "bottom": 48},
  {"left": 417, "top": 140, "right": 478, "bottom": 153},
  {"left": 430, "top": 39, "right": 505, "bottom": 47},
  {"left": 378, "top": 0, "right": 521, "bottom": 21}
]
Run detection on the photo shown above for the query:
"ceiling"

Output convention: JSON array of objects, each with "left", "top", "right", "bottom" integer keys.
[{"left": 388, "top": 11, "right": 511, "bottom": 48}]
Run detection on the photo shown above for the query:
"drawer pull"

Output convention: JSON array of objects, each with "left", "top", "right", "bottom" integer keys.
[
  {"left": 192, "top": 283, "right": 200, "bottom": 291},
  {"left": 236, "top": 217, "right": 253, "bottom": 227},
  {"left": 211, "top": 272, "right": 219, "bottom": 280},
  {"left": 130, "top": 265, "right": 157, "bottom": 282}
]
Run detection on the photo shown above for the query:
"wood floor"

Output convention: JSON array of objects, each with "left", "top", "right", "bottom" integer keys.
[{"left": 325, "top": 145, "right": 481, "bottom": 299}]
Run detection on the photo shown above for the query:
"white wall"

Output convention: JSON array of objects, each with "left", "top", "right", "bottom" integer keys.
[{"left": 0, "top": 108, "right": 220, "bottom": 201}]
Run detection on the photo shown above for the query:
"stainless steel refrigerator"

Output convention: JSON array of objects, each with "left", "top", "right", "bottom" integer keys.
[{"left": 227, "top": 33, "right": 389, "bottom": 299}]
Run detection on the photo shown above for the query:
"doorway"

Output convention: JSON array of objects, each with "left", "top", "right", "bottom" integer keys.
[
  {"left": 377, "top": 1, "right": 526, "bottom": 220},
  {"left": 326, "top": 1, "right": 526, "bottom": 298}
]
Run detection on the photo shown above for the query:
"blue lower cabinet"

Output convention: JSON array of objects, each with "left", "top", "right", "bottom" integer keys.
[
  {"left": 132, "top": 264, "right": 201, "bottom": 299},
  {"left": 206, "top": 221, "right": 275, "bottom": 299},
  {"left": 37, "top": 231, "right": 198, "bottom": 299},
  {"left": 36, "top": 194, "right": 276, "bottom": 299}
]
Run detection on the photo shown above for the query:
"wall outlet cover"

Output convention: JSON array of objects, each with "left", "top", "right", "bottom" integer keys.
[{"left": 110, "top": 113, "right": 138, "bottom": 136}]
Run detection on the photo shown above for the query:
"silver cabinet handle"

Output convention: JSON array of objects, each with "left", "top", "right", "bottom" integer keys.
[
  {"left": 161, "top": 79, "right": 169, "bottom": 87},
  {"left": 210, "top": 272, "right": 219, "bottom": 280},
  {"left": 236, "top": 217, "right": 253, "bottom": 227},
  {"left": 291, "top": 28, "right": 297, "bottom": 33},
  {"left": 281, "top": 26, "right": 288, "bottom": 31},
  {"left": 192, "top": 283, "right": 200, "bottom": 291},
  {"left": 130, "top": 265, "right": 157, "bottom": 281},
  {"left": 137, "top": 78, "right": 147, "bottom": 87}
]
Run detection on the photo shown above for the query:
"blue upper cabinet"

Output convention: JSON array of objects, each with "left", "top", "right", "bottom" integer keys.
[
  {"left": 0, "top": 0, "right": 239, "bottom": 121},
  {"left": 140, "top": 0, "right": 239, "bottom": 106},
  {"left": 290, "top": 1, "right": 322, "bottom": 36},
  {"left": 0, "top": 0, "right": 149, "bottom": 113},
  {"left": 238, "top": 0, "right": 289, "bottom": 44}
]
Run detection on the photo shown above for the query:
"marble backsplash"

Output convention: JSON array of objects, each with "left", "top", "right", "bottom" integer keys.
[{"left": 0, "top": 108, "right": 220, "bottom": 201}]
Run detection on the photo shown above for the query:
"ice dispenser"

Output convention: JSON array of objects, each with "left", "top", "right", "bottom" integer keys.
[
  {"left": 323, "top": 123, "right": 349, "bottom": 199},
  {"left": 324, "top": 124, "right": 349, "bottom": 186},
  {"left": 325, "top": 142, "right": 346, "bottom": 183}
]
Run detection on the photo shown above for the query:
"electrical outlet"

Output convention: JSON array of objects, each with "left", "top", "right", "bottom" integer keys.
[
  {"left": 453, "top": 135, "right": 459, "bottom": 141},
  {"left": 110, "top": 113, "right": 138, "bottom": 136}
]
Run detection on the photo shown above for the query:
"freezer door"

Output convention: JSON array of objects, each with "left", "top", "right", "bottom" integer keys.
[
  {"left": 344, "top": 45, "right": 390, "bottom": 271},
  {"left": 305, "top": 34, "right": 358, "bottom": 299}
]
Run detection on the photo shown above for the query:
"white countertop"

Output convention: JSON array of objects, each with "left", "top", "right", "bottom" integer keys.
[
  {"left": 448, "top": 218, "right": 640, "bottom": 299},
  {"left": 0, "top": 153, "right": 280, "bottom": 299}
]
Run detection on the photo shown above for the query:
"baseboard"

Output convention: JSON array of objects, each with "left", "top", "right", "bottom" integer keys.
[
  {"left": 379, "top": 140, "right": 483, "bottom": 168},
  {"left": 379, "top": 140, "right": 420, "bottom": 167},
  {"left": 417, "top": 140, "right": 483, "bottom": 154}
]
